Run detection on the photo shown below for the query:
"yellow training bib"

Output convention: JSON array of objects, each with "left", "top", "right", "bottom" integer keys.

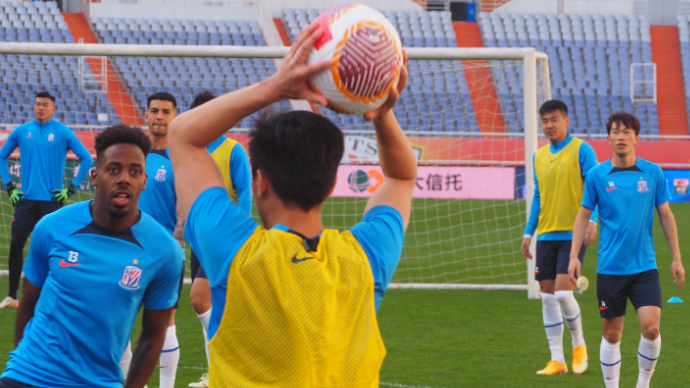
[
  {"left": 535, "top": 137, "right": 584, "bottom": 235},
  {"left": 210, "top": 137, "right": 240, "bottom": 203},
  {"left": 209, "top": 228, "right": 386, "bottom": 388}
]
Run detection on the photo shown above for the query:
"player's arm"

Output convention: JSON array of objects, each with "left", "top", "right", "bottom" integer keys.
[
  {"left": 568, "top": 206, "right": 592, "bottom": 284},
  {"left": 14, "top": 280, "right": 41, "bottom": 347},
  {"left": 124, "top": 307, "right": 173, "bottom": 388},
  {"left": 169, "top": 24, "right": 329, "bottom": 216},
  {"left": 360, "top": 53, "right": 416, "bottom": 229},
  {"left": 522, "top": 154, "right": 540, "bottom": 260},
  {"left": 657, "top": 202, "right": 684, "bottom": 288},
  {"left": 230, "top": 144, "right": 252, "bottom": 215},
  {"left": 0, "top": 129, "right": 24, "bottom": 205},
  {"left": 579, "top": 142, "right": 599, "bottom": 245},
  {"left": 52, "top": 130, "right": 94, "bottom": 203}
]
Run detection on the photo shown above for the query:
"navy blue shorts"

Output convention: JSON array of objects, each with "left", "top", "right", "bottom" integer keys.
[
  {"left": 597, "top": 269, "right": 662, "bottom": 319},
  {"left": 190, "top": 250, "right": 207, "bottom": 282},
  {"left": 0, "top": 377, "right": 40, "bottom": 388},
  {"left": 173, "top": 259, "right": 185, "bottom": 310},
  {"left": 535, "top": 240, "right": 586, "bottom": 281},
  {"left": 12, "top": 200, "right": 62, "bottom": 230}
]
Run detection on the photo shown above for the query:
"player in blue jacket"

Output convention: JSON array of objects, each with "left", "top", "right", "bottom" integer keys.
[
  {"left": 0, "top": 124, "right": 183, "bottom": 388},
  {"left": 569, "top": 112, "right": 685, "bottom": 388},
  {"left": 0, "top": 91, "right": 93, "bottom": 309}
]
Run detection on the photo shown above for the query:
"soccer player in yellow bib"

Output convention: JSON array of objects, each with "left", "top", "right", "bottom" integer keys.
[
  {"left": 184, "top": 91, "right": 252, "bottom": 388},
  {"left": 520, "top": 100, "right": 599, "bottom": 376},
  {"left": 169, "top": 24, "right": 415, "bottom": 388}
]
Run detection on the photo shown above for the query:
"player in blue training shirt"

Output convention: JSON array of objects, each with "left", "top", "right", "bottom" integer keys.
[
  {"left": 569, "top": 112, "right": 685, "bottom": 388},
  {"left": 0, "top": 91, "right": 93, "bottom": 309},
  {"left": 168, "top": 25, "right": 415, "bottom": 387},
  {"left": 0, "top": 124, "right": 183, "bottom": 388},
  {"left": 182, "top": 91, "right": 252, "bottom": 388},
  {"left": 119, "top": 92, "right": 181, "bottom": 388}
]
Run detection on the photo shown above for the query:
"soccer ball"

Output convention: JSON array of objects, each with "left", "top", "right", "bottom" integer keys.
[{"left": 307, "top": 4, "right": 403, "bottom": 115}]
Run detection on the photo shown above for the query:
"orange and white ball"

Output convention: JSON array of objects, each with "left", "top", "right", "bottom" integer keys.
[{"left": 307, "top": 4, "right": 403, "bottom": 115}]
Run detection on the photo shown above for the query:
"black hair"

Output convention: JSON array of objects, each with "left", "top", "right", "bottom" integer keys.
[
  {"left": 35, "top": 91, "right": 56, "bottom": 103},
  {"left": 147, "top": 92, "right": 177, "bottom": 109},
  {"left": 190, "top": 90, "right": 217, "bottom": 110},
  {"left": 539, "top": 100, "right": 568, "bottom": 117},
  {"left": 95, "top": 124, "right": 152, "bottom": 163},
  {"left": 606, "top": 112, "right": 641, "bottom": 136},
  {"left": 249, "top": 110, "right": 344, "bottom": 211}
]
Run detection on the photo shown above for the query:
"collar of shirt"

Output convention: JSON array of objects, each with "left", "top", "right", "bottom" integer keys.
[
  {"left": 34, "top": 119, "right": 52, "bottom": 130},
  {"left": 550, "top": 133, "right": 573, "bottom": 154}
]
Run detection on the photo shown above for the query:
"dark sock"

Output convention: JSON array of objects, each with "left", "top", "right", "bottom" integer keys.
[{"left": 8, "top": 227, "right": 31, "bottom": 300}]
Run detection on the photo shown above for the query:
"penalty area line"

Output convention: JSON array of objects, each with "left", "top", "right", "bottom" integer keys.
[{"left": 381, "top": 382, "right": 446, "bottom": 388}]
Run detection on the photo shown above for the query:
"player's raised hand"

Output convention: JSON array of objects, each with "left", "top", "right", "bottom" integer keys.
[
  {"left": 568, "top": 257, "right": 581, "bottom": 285},
  {"left": 521, "top": 236, "right": 532, "bottom": 260},
  {"left": 672, "top": 259, "right": 685, "bottom": 288},
  {"left": 584, "top": 221, "right": 597, "bottom": 246},
  {"left": 363, "top": 50, "right": 408, "bottom": 122},
  {"left": 271, "top": 23, "right": 330, "bottom": 105}
]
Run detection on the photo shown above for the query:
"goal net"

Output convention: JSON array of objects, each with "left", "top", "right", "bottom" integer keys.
[{"left": 0, "top": 44, "right": 549, "bottom": 298}]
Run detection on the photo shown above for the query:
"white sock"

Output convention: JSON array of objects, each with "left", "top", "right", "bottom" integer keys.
[
  {"left": 160, "top": 325, "right": 180, "bottom": 388},
  {"left": 637, "top": 334, "right": 661, "bottom": 388},
  {"left": 197, "top": 308, "right": 212, "bottom": 366},
  {"left": 555, "top": 290, "right": 585, "bottom": 348},
  {"left": 542, "top": 293, "right": 565, "bottom": 364},
  {"left": 119, "top": 340, "right": 132, "bottom": 379},
  {"left": 601, "top": 337, "right": 621, "bottom": 388}
]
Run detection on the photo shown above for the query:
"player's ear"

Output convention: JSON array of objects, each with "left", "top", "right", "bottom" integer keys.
[
  {"left": 90, "top": 165, "right": 98, "bottom": 187},
  {"left": 256, "top": 169, "right": 269, "bottom": 198},
  {"left": 142, "top": 172, "right": 148, "bottom": 191}
]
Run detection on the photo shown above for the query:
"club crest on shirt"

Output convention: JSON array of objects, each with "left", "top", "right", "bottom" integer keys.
[
  {"left": 118, "top": 266, "right": 142, "bottom": 290},
  {"left": 48, "top": 133, "right": 54, "bottom": 142},
  {"left": 637, "top": 180, "right": 649, "bottom": 193},
  {"left": 155, "top": 168, "right": 167, "bottom": 182}
]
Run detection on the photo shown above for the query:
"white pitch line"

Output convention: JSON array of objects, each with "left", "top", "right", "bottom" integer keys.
[{"left": 380, "top": 382, "right": 446, "bottom": 388}]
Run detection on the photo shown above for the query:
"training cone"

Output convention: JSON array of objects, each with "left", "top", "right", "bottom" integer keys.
[{"left": 667, "top": 297, "right": 683, "bottom": 303}]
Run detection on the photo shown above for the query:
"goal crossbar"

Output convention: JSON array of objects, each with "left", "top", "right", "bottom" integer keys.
[{"left": 0, "top": 43, "right": 550, "bottom": 299}]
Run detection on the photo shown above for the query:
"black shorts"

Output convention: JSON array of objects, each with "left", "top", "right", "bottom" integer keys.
[
  {"left": 190, "top": 250, "right": 207, "bottom": 282},
  {"left": 597, "top": 269, "right": 662, "bottom": 318},
  {"left": 0, "top": 377, "right": 40, "bottom": 388},
  {"left": 12, "top": 200, "right": 62, "bottom": 230},
  {"left": 535, "top": 240, "right": 586, "bottom": 281},
  {"left": 173, "top": 259, "right": 185, "bottom": 310}
]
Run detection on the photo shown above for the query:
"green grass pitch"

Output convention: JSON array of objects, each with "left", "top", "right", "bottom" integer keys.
[{"left": 0, "top": 197, "right": 688, "bottom": 387}]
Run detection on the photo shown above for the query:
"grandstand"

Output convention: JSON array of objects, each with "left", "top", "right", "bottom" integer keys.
[
  {"left": 0, "top": 1, "right": 119, "bottom": 127},
  {"left": 480, "top": 12, "right": 660, "bottom": 136}
]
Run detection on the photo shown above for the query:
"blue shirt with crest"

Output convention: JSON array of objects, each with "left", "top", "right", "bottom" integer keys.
[
  {"left": 581, "top": 158, "right": 671, "bottom": 275},
  {"left": 1, "top": 201, "right": 183, "bottom": 388}
]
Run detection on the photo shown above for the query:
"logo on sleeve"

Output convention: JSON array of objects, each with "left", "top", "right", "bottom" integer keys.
[
  {"left": 606, "top": 181, "right": 617, "bottom": 192},
  {"left": 155, "top": 166, "right": 167, "bottom": 182},
  {"left": 637, "top": 179, "right": 649, "bottom": 193},
  {"left": 118, "top": 266, "right": 142, "bottom": 290}
]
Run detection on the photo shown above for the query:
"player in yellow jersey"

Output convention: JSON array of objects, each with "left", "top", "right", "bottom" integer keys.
[
  {"left": 168, "top": 24, "right": 415, "bottom": 388},
  {"left": 520, "top": 100, "right": 599, "bottom": 376},
  {"left": 184, "top": 91, "right": 252, "bottom": 388}
]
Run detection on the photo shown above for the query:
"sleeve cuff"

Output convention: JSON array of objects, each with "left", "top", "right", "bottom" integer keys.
[{"left": 523, "top": 234, "right": 532, "bottom": 238}]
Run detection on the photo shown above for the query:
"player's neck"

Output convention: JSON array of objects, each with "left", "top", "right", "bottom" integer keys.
[
  {"left": 611, "top": 152, "right": 637, "bottom": 168},
  {"left": 90, "top": 201, "right": 141, "bottom": 230},
  {"left": 263, "top": 206, "right": 324, "bottom": 238},
  {"left": 150, "top": 134, "right": 168, "bottom": 150}
]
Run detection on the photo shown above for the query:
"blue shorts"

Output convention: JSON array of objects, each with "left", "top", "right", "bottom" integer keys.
[
  {"left": 597, "top": 269, "right": 662, "bottom": 319},
  {"left": 535, "top": 240, "right": 586, "bottom": 281},
  {"left": 190, "top": 250, "right": 207, "bottom": 282},
  {"left": 173, "top": 259, "right": 185, "bottom": 309},
  {"left": 12, "top": 200, "right": 62, "bottom": 230},
  {"left": 0, "top": 377, "right": 40, "bottom": 388}
]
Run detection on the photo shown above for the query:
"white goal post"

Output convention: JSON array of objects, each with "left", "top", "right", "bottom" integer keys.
[{"left": 0, "top": 43, "right": 550, "bottom": 299}]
